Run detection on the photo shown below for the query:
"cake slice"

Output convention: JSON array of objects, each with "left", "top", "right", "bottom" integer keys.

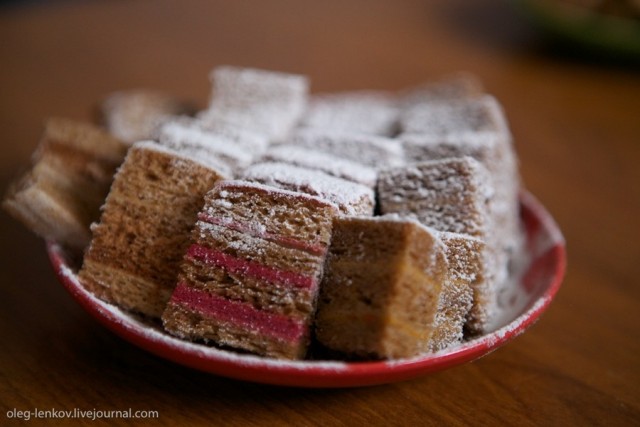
[
  {"left": 300, "top": 90, "right": 399, "bottom": 136},
  {"left": 162, "top": 180, "right": 339, "bottom": 359},
  {"left": 2, "top": 118, "right": 127, "bottom": 250},
  {"left": 377, "top": 157, "right": 498, "bottom": 334},
  {"left": 287, "top": 128, "right": 404, "bottom": 169},
  {"left": 78, "top": 141, "right": 227, "bottom": 318},
  {"left": 314, "top": 216, "right": 466, "bottom": 359},
  {"left": 262, "top": 144, "right": 378, "bottom": 188},
  {"left": 435, "top": 231, "right": 486, "bottom": 341},
  {"left": 199, "top": 66, "right": 308, "bottom": 139},
  {"left": 101, "top": 90, "right": 194, "bottom": 144},
  {"left": 241, "top": 162, "right": 375, "bottom": 216}
]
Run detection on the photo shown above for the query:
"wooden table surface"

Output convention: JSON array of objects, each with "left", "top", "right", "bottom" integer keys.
[{"left": 1, "top": 0, "right": 638, "bottom": 425}]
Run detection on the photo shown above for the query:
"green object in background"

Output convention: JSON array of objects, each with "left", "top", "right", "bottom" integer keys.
[{"left": 515, "top": 0, "right": 640, "bottom": 60}]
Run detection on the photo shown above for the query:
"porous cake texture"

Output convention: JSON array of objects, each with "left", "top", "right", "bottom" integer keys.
[
  {"left": 101, "top": 90, "right": 194, "bottom": 144},
  {"left": 241, "top": 162, "right": 375, "bottom": 216},
  {"left": 162, "top": 180, "right": 339, "bottom": 359},
  {"left": 200, "top": 66, "right": 308, "bottom": 139},
  {"left": 2, "top": 118, "right": 127, "bottom": 250},
  {"left": 315, "top": 216, "right": 463, "bottom": 359},
  {"left": 300, "top": 90, "right": 399, "bottom": 136},
  {"left": 287, "top": 128, "right": 405, "bottom": 169},
  {"left": 78, "top": 141, "right": 227, "bottom": 318}
]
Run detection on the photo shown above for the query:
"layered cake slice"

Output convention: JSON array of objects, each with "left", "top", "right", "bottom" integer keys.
[
  {"left": 377, "top": 157, "right": 498, "bottom": 333},
  {"left": 287, "top": 128, "right": 404, "bottom": 169},
  {"left": 2, "top": 118, "right": 127, "bottom": 250},
  {"left": 162, "top": 180, "right": 339, "bottom": 359},
  {"left": 241, "top": 162, "right": 375, "bottom": 216},
  {"left": 78, "top": 141, "right": 227, "bottom": 318},
  {"left": 262, "top": 144, "right": 378, "bottom": 188},
  {"left": 199, "top": 66, "right": 308, "bottom": 139},
  {"left": 101, "top": 89, "right": 194, "bottom": 144},
  {"left": 300, "top": 90, "right": 399, "bottom": 136},
  {"left": 315, "top": 216, "right": 467, "bottom": 359}
]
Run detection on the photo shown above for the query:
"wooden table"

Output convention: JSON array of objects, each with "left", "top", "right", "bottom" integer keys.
[{"left": 1, "top": 1, "right": 638, "bottom": 425}]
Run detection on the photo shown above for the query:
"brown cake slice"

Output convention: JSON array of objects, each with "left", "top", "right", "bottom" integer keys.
[
  {"left": 377, "top": 157, "right": 499, "bottom": 334},
  {"left": 199, "top": 66, "right": 308, "bottom": 140},
  {"left": 2, "top": 118, "right": 127, "bottom": 250},
  {"left": 162, "top": 180, "right": 339, "bottom": 359},
  {"left": 299, "top": 90, "right": 399, "bottom": 136},
  {"left": 241, "top": 162, "right": 375, "bottom": 216},
  {"left": 101, "top": 90, "right": 194, "bottom": 144},
  {"left": 78, "top": 141, "right": 227, "bottom": 318},
  {"left": 315, "top": 216, "right": 465, "bottom": 359}
]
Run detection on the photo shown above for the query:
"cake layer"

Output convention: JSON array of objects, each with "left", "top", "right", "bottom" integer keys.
[{"left": 241, "top": 162, "right": 375, "bottom": 216}]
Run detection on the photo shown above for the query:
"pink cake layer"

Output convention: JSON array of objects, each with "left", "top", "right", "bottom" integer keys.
[
  {"left": 187, "top": 244, "right": 316, "bottom": 290},
  {"left": 169, "top": 282, "right": 306, "bottom": 343},
  {"left": 197, "top": 212, "right": 327, "bottom": 255}
]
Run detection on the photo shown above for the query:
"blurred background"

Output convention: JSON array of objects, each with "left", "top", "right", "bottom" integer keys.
[{"left": 0, "top": 0, "right": 638, "bottom": 425}]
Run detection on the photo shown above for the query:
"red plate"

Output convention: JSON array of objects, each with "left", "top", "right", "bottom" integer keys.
[{"left": 47, "top": 190, "right": 565, "bottom": 388}]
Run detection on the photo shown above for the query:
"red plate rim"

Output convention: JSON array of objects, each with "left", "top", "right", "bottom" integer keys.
[{"left": 47, "top": 190, "right": 566, "bottom": 388}]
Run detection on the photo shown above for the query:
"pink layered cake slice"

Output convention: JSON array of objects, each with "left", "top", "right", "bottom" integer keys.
[
  {"left": 199, "top": 66, "right": 308, "bottom": 139},
  {"left": 262, "top": 144, "right": 378, "bottom": 188},
  {"left": 286, "top": 128, "right": 405, "bottom": 169},
  {"left": 241, "top": 162, "right": 375, "bottom": 216},
  {"left": 299, "top": 90, "right": 399, "bottom": 136},
  {"left": 162, "top": 180, "right": 339, "bottom": 359}
]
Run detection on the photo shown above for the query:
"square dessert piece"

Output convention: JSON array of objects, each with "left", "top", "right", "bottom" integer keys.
[
  {"left": 101, "top": 90, "right": 194, "bottom": 144},
  {"left": 2, "top": 118, "right": 127, "bottom": 250},
  {"left": 78, "top": 141, "right": 227, "bottom": 318},
  {"left": 436, "top": 231, "right": 487, "bottom": 340},
  {"left": 156, "top": 117, "right": 268, "bottom": 173},
  {"left": 377, "top": 157, "right": 502, "bottom": 333},
  {"left": 262, "top": 144, "right": 378, "bottom": 188},
  {"left": 377, "top": 157, "right": 492, "bottom": 238},
  {"left": 399, "top": 95, "right": 509, "bottom": 137},
  {"left": 241, "top": 162, "right": 375, "bottom": 216},
  {"left": 286, "top": 128, "right": 405, "bottom": 169},
  {"left": 399, "top": 72, "right": 484, "bottom": 108},
  {"left": 314, "top": 216, "right": 465, "bottom": 359},
  {"left": 299, "top": 90, "right": 399, "bottom": 136},
  {"left": 199, "top": 66, "right": 308, "bottom": 139},
  {"left": 162, "top": 180, "right": 339, "bottom": 359}
]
